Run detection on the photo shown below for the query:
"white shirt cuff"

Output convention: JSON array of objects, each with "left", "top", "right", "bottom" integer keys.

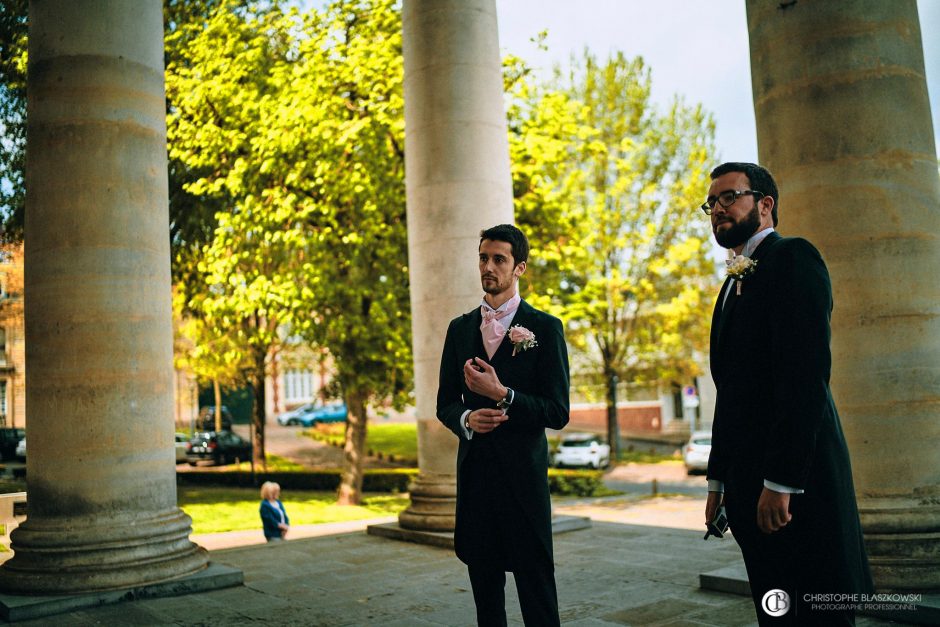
[
  {"left": 707, "top": 479, "right": 724, "bottom": 493},
  {"left": 764, "top": 479, "right": 804, "bottom": 494},
  {"left": 460, "top": 410, "right": 473, "bottom": 440}
]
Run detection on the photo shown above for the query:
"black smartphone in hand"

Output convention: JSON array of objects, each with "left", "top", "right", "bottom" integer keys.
[{"left": 704, "top": 505, "right": 729, "bottom": 540}]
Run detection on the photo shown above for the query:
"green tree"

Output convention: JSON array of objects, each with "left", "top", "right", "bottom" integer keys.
[
  {"left": 0, "top": 0, "right": 27, "bottom": 240},
  {"left": 508, "top": 51, "right": 718, "bottom": 451},
  {"left": 167, "top": 0, "right": 411, "bottom": 501},
  {"left": 166, "top": 1, "right": 311, "bottom": 467}
]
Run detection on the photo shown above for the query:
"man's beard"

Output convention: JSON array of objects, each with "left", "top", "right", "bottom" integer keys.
[
  {"left": 481, "top": 275, "right": 506, "bottom": 295},
  {"left": 714, "top": 203, "right": 761, "bottom": 249}
]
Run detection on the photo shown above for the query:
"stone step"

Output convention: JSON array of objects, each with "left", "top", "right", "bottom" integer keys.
[
  {"left": 367, "top": 515, "right": 592, "bottom": 550},
  {"left": 699, "top": 562, "right": 940, "bottom": 625},
  {"left": 0, "top": 562, "right": 243, "bottom": 623}
]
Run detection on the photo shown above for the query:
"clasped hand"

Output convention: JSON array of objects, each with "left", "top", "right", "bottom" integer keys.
[
  {"left": 464, "top": 357, "right": 509, "bottom": 433},
  {"left": 705, "top": 487, "right": 792, "bottom": 535}
]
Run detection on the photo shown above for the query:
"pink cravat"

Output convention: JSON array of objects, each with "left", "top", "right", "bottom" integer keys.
[{"left": 480, "top": 293, "right": 520, "bottom": 359}]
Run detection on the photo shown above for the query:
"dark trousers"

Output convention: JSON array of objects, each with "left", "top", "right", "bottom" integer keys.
[
  {"left": 725, "top": 481, "right": 854, "bottom": 626},
  {"left": 467, "top": 561, "right": 560, "bottom": 627}
]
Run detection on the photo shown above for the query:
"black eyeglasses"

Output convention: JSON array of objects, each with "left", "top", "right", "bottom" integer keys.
[{"left": 700, "top": 189, "right": 764, "bottom": 215}]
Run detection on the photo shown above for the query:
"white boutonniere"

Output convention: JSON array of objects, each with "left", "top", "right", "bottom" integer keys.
[
  {"left": 726, "top": 255, "right": 757, "bottom": 295},
  {"left": 508, "top": 325, "right": 537, "bottom": 356}
]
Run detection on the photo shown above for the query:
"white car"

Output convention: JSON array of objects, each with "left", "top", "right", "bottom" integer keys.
[
  {"left": 174, "top": 433, "right": 189, "bottom": 463},
  {"left": 683, "top": 430, "right": 712, "bottom": 474},
  {"left": 15, "top": 437, "right": 25, "bottom": 460},
  {"left": 554, "top": 433, "right": 610, "bottom": 469}
]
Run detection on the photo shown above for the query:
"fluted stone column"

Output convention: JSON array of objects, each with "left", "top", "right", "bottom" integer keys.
[
  {"left": 747, "top": 0, "right": 940, "bottom": 589},
  {"left": 399, "top": 0, "right": 514, "bottom": 530},
  {"left": 0, "top": 0, "right": 208, "bottom": 593}
]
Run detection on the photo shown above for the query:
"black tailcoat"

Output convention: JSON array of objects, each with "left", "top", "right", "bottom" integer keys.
[
  {"left": 437, "top": 299, "right": 570, "bottom": 570},
  {"left": 708, "top": 231, "right": 872, "bottom": 618}
]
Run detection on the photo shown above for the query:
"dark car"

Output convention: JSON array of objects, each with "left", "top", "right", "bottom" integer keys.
[
  {"left": 0, "top": 428, "right": 25, "bottom": 462},
  {"left": 186, "top": 430, "right": 251, "bottom": 466},
  {"left": 195, "top": 406, "right": 234, "bottom": 431}
]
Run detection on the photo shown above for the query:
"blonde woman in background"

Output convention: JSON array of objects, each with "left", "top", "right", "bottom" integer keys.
[{"left": 260, "top": 481, "right": 290, "bottom": 542}]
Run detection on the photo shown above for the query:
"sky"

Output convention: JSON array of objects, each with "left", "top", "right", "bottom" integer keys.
[{"left": 494, "top": 0, "right": 940, "bottom": 165}]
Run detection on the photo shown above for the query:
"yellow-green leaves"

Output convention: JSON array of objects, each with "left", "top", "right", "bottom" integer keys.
[{"left": 509, "top": 50, "right": 720, "bottom": 395}]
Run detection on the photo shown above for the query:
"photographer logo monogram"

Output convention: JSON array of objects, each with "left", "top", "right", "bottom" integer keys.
[{"left": 761, "top": 589, "right": 790, "bottom": 617}]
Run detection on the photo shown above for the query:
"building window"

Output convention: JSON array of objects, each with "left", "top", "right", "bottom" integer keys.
[{"left": 284, "top": 369, "right": 314, "bottom": 403}]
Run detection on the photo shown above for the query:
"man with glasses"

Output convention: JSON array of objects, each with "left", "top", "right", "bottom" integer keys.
[{"left": 702, "top": 162, "right": 872, "bottom": 625}]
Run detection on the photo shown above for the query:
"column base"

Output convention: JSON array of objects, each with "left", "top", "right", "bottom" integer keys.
[
  {"left": 0, "top": 561, "right": 241, "bottom": 622},
  {"left": 0, "top": 508, "right": 209, "bottom": 594},
  {"left": 859, "top": 488, "right": 940, "bottom": 590},
  {"left": 398, "top": 473, "right": 456, "bottom": 532}
]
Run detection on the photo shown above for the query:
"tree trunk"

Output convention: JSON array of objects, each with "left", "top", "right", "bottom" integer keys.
[
  {"left": 213, "top": 378, "right": 222, "bottom": 432},
  {"left": 251, "top": 346, "right": 267, "bottom": 471},
  {"left": 337, "top": 390, "right": 368, "bottom": 505},
  {"left": 605, "top": 371, "right": 620, "bottom": 460}
]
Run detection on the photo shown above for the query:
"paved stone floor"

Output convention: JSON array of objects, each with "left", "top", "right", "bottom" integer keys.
[{"left": 11, "top": 501, "right": 901, "bottom": 626}]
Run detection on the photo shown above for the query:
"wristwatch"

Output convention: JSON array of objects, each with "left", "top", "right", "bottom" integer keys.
[
  {"left": 464, "top": 414, "right": 471, "bottom": 430},
  {"left": 496, "top": 388, "right": 515, "bottom": 409}
]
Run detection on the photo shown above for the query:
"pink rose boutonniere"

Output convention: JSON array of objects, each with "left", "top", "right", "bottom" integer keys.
[{"left": 508, "top": 325, "right": 537, "bottom": 356}]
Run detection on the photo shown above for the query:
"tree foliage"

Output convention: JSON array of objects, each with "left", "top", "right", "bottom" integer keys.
[
  {"left": 0, "top": 0, "right": 27, "bottom": 241},
  {"left": 507, "top": 51, "right": 719, "bottom": 437},
  {"left": 167, "top": 0, "right": 410, "bottom": 501}
]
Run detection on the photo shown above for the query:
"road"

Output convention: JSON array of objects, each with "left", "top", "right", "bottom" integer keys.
[{"left": 601, "top": 461, "right": 708, "bottom": 497}]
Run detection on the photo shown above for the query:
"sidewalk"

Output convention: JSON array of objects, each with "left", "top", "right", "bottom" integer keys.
[{"left": 10, "top": 495, "right": 899, "bottom": 626}]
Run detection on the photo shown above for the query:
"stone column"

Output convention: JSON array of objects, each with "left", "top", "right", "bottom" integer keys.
[
  {"left": 399, "top": 0, "right": 514, "bottom": 530},
  {"left": 746, "top": 0, "right": 940, "bottom": 589},
  {"left": 0, "top": 0, "right": 208, "bottom": 593}
]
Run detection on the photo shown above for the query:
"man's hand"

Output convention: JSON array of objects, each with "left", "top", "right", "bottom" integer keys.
[
  {"left": 463, "top": 357, "right": 507, "bottom": 401},
  {"left": 705, "top": 490, "right": 723, "bottom": 525},
  {"left": 757, "top": 487, "right": 791, "bottom": 534},
  {"left": 467, "top": 408, "right": 508, "bottom": 433}
]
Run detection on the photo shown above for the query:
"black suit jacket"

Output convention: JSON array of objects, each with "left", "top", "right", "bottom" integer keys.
[
  {"left": 708, "top": 231, "right": 871, "bottom": 594},
  {"left": 437, "top": 299, "right": 570, "bottom": 569}
]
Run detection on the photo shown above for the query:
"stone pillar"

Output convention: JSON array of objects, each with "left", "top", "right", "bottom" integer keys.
[
  {"left": 0, "top": 0, "right": 208, "bottom": 593},
  {"left": 399, "top": 0, "right": 514, "bottom": 530},
  {"left": 746, "top": 0, "right": 940, "bottom": 589}
]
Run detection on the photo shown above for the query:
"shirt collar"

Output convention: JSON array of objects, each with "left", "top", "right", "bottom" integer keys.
[
  {"left": 481, "top": 287, "right": 520, "bottom": 313},
  {"left": 740, "top": 227, "right": 775, "bottom": 258}
]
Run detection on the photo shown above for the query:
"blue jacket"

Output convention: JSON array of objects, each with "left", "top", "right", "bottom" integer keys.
[{"left": 260, "top": 499, "right": 289, "bottom": 539}]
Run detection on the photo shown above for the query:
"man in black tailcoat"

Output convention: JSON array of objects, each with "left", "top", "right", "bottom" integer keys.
[
  {"left": 437, "top": 224, "right": 570, "bottom": 626},
  {"left": 703, "top": 162, "right": 873, "bottom": 625}
]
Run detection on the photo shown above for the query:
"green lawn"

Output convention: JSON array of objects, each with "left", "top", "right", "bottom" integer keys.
[
  {"left": 361, "top": 423, "right": 418, "bottom": 461},
  {"left": 178, "top": 486, "right": 409, "bottom": 535},
  {"left": 304, "top": 422, "right": 418, "bottom": 463}
]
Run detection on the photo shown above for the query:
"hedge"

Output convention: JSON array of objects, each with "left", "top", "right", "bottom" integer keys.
[
  {"left": 177, "top": 468, "right": 417, "bottom": 493},
  {"left": 178, "top": 467, "right": 605, "bottom": 497},
  {"left": 547, "top": 468, "right": 605, "bottom": 497}
]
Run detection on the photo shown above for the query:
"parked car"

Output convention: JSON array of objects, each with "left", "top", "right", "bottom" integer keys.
[
  {"left": 15, "top": 437, "right": 25, "bottom": 461},
  {"left": 276, "top": 401, "right": 320, "bottom": 426},
  {"left": 294, "top": 401, "right": 348, "bottom": 427},
  {"left": 683, "top": 430, "right": 712, "bottom": 475},
  {"left": 0, "top": 428, "right": 25, "bottom": 462},
  {"left": 195, "top": 406, "right": 233, "bottom": 431},
  {"left": 174, "top": 432, "right": 189, "bottom": 463},
  {"left": 186, "top": 430, "right": 251, "bottom": 466},
  {"left": 553, "top": 433, "right": 610, "bottom": 469}
]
